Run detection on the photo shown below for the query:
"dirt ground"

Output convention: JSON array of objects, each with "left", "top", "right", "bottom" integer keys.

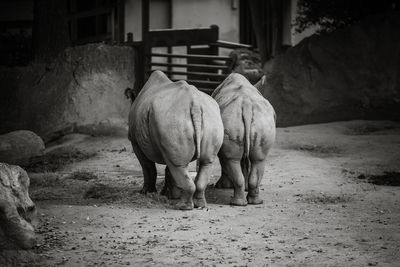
[{"left": 2, "top": 120, "right": 400, "bottom": 266}]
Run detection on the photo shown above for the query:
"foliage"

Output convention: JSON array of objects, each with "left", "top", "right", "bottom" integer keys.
[{"left": 295, "top": 0, "right": 400, "bottom": 33}]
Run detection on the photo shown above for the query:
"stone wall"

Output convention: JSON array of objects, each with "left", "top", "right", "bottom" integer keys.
[
  {"left": 261, "top": 12, "right": 400, "bottom": 126},
  {"left": 0, "top": 44, "right": 135, "bottom": 142}
]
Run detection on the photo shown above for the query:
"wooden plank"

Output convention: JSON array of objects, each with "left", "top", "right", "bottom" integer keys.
[
  {"left": 187, "top": 45, "right": 218, "bottom": 79},
  {"left": 146, "top": 69, "right": 227, "bottom": 79},
  {"left": 147, "top": 25, "right": 218, "bottom": 47},
  {"left": 150, "top": 62, "right": 229, "bottom": 70},
  {"left": 172, "top": 79, "right": 221, "bottom": 87},
  {"left": 210, "top": 40, "right": 253, "bottom": 49},
  {"left": 149, "top": 53, "right": 230, "bottom": 60}
]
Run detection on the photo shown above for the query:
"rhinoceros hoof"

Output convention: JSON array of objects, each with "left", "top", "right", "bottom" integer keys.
[
  {"left": 140, "top": 186, "right": 157, "bottom": 194},
  {"left": 170, "top": 187, "right": 181, "bottom": 200},
  {"left": 247, "top": 195, "right": 263, "bottom": 205},
  {"left": 193, "top": 198, "right": 207, "bottom": 208},
  {"left": 169, "top": 193, "right": 181, "bottom": 200},
  {"left": 230, "top": 197, "right": 248, "bottom": 206},
  {"left": 160, "top": 188, "right": 181, "bottom": 200},
  {"left": 175, "top": 201, "right": 194, "bottom": 210}
]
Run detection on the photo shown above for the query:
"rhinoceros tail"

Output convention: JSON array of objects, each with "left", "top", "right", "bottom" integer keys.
[
  {"left": 190, "top": 101, "right": 202, "bottom": 160},
  {"left": 242, "top": 98, "right": 252, "bottom": 180}
]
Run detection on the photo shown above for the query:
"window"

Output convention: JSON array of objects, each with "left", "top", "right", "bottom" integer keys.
[{"left": 68, "top": 0, "right": 124, "bottom": 45}]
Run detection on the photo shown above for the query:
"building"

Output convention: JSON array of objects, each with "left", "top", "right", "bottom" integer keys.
[{"left": 0, "top": 0, "right": 316, "bottom": 66}]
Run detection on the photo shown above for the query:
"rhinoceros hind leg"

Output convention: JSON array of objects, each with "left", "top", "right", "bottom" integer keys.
[
  {"left": 215, "top": 174, "right": 233, "bottom": 188},
  {"left": 161, "top": 167, "right": 181, "bottom": 199},
  {"left": 175, "top": 202, "right": 194, "bottom": 210},
  {"left": 215, "top": 160, "right": 233, "bottom": 188},
  {"left": 193, "top": 198, "right": 207, "bottom": 209},
  {"left": 193, "top": 162, "right": 213, "bottom": 208},
  {"left": 132, "top": 144, "right": 157, "bottom": 194},
  {"left": 140, "top": 185, "right": 157, "bottom": 194},
  {"left": 247, "top": 193, "right": 263, "bottom": 205},
  {"left": 168, "top": 165, "right": 195, "bottom": 210},
  {"left": 246, "top": 161, "right": 265, "bottom": 205},
  {"left": 140, "top": 174, "right": 157, "bottom": 195},
  {"left": 230, "top": 197, "right": 248, "bottom": 206},
  {"left": 220, "top": 158, "right": 247, "bottom": 206},
  {"left": 169, "top": 186, "right": 181, "bottom": 199}
]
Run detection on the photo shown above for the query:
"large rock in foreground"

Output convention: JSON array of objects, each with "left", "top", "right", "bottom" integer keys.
[
  {"left": 0, "top": 44, "right": 135, "bottom": 142},
  {"left": 261, "top": 12, "right": 400, "bottom": 126},
  {"left": 0, "top": 163, "right": 37, "bottom": 249},
  {"left": 0, "top": 130, "right": 45, "bottom": 166}
]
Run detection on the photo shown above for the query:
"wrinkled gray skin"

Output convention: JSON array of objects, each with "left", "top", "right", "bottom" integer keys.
[
  {"left": 126, "top": 71, "right": 224, "bottom": 210},
  {"left": 212, "top": 73, "right": 276, "bottom": 206},
  {"left": 0, "top": 163, "right": 37, "bottom": 249}
]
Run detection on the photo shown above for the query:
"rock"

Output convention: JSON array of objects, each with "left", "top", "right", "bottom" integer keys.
[
  {"left": 0, "top": 130, "right": 45, "bottom": 166},
  {"left": 261, "top": 12, "right": 400, "bottom": 126},
  {"left": 0, "top": 43, "right": 135, "bottom": 142},
  {"left": 76, "top": 117, "right": 128, "bottom": 137},
  {"left": 228, "top": 49, "right": 263, "bottom": 84},
  {"left": 0, "top": 163, "right": 37, "bottom": 249}
]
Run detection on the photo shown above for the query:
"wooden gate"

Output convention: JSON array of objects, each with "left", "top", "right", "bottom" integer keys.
[{"left": 136, "top": 0, "right": 252, "bottom": 94}]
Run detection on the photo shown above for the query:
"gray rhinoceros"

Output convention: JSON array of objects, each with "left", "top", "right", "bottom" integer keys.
[
  {"left": 126, "top": 71, "right": 224, "bottom": 210},
  {"left": 212, "top": 73, "right": 276, "bottom": 206}
]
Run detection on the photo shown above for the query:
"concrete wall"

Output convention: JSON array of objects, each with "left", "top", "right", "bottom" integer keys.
[
  {"left": 124, "top": 0, "right": 239, "bottom": 42},
  {"left": 124, "top": 0, "right": 142, "bottom": 41},
  {"left": 171, "top": 0, "right": 239, "bottom": 42}
]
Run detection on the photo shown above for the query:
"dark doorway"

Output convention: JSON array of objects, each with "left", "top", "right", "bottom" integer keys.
[{"left": 239, "top": 0, "right": 257, "bottom": 48}]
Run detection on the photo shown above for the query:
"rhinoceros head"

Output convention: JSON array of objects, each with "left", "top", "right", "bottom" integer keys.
[
  {"left": 124, "top": 87, "right": 138, "bottom": 104},
  {"left": 0, "top": 163, "right": 37, "bottom": 249}
]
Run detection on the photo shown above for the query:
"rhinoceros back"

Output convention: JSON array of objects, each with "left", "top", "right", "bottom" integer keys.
[{"left": 128, "top": 74, "right": 221, "bottom": 166}]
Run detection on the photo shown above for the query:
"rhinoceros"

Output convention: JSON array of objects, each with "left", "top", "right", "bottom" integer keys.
[
  {"left": 0, "top": 163, "right": 37, "bottom": 249},
  {"left": 211, "top": 73, "right": 276, "bottom": 206},
  {"left": 126, "top": 71, "right": 224, "bottom": 210}
]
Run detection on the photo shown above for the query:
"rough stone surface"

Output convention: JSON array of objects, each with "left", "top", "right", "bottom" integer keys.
[
  {"left": 228, "top": 48, "right": 263, "bottom": 84},
  {"left": 0, "top": 130, "right": 45, "bottom": 166},
  {"left": 0, "top": 44, "right": 135, "bottom": 142},
  {"left": 261, "top": 12, "right": 400, "bottom": 126},
  {"left": 0, "top": 163, "right": 37, "bottom": 249}
]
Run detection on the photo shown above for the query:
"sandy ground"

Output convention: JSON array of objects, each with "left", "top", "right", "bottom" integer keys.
[{"left": 2, "top": 120, "right": 400, "bottom": 266}]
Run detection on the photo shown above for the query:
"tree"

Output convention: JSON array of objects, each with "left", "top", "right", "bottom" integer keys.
[{"left": 295, "top": 0, "right": 400, "bottom": 33}]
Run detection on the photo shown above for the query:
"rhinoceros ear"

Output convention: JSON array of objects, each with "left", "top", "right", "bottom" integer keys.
[
  {"left": 254, "top": 75, "right": 266, "bottom": 90},
  {"left": 124, "top": 88, "right": 137, "bottom": 103}
]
